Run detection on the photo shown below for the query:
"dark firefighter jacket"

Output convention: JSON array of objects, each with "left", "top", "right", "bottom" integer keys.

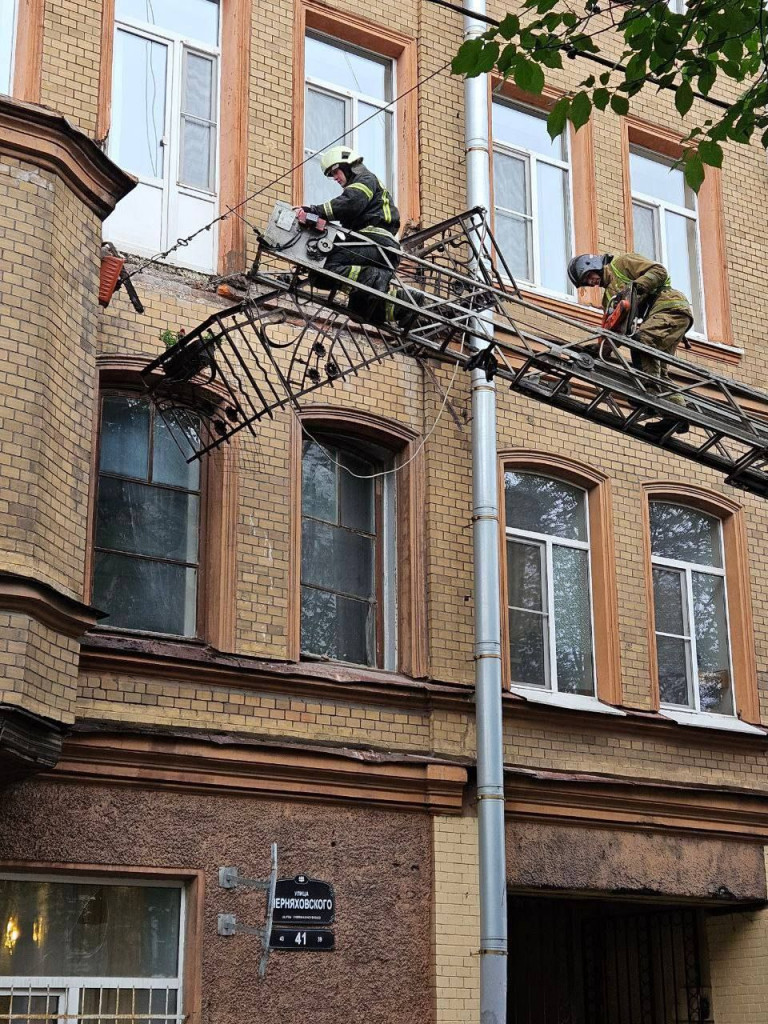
[
  {"left": 307, "top": 164, "right": 400, "bottom": 241},
  {"left": 602, "top": 253, "right": 691, "bottom": 317}
]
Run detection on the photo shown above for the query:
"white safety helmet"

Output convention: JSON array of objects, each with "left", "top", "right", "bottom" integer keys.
[{"left": 320, "top": 146, "right": 363, "bottom": 178}]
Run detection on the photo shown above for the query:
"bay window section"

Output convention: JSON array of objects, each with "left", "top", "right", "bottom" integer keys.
[
  {"left": 492, "top": 100, "right": 573, "bottom": 295},
  {"left": 104, "top": 0, "right": 220, "bottom": 271},
  {"left": 505, "top": 472, "right": 595, "bottom": 696},
  {"left": 92, "top": 395, "right": 201, "bottom": 637},
  {"left": 630, "top": 146, "right": 705, "bottom": 333},
  {"left": 0, "top": 877, "right": 184, "bottom": 1024},
  {"left": 650, "top": 501, "right": 734, "bottom": 716},
  {"left": 303, "top": 33, "right": 394, "bottom": 206},
  {"left": 0, "top": 0, "right": 17, "bottom": 95},
  {"left": 301, "top": 436, "right": 396, "bottom": 669}
]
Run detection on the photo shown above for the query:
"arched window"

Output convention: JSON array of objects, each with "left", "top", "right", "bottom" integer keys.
[
  {"left": 502, "top": 452, "right": 622, "bottom": 711},
  {"left": 644, "top": 484, "right": 760, "bottom": 730},
  {"left": 293, "top": 409, "right": 426, "bottom": 675}
]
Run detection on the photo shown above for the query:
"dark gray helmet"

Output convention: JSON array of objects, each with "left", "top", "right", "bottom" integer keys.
[{"left": 567, "top": 253, "right": 607, "bottom": 287}]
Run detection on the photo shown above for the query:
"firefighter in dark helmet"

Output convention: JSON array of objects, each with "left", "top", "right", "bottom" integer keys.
[
  {"left": 568, "top": 252, "right": 693, "bottom": 408},
  {"left": 298, "top": 145, "right": 401, "bottom": 323}
]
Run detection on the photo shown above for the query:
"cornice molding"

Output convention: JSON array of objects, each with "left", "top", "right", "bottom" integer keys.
[
  {"left": 0, "top": 572, "right": 105, "bottom": 638},
  {"left": 0, "top": 96, "right": 135, "bottom": 219},
  {"left": 505, "top": 766, "right": 768, "bottom": 841},
  {"left": 51, "top": 732, "right": 468, "bottom": 814}
]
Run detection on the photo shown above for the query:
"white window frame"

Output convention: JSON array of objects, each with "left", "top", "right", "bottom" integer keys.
[
  {"left": 505, "top": 479, "right": 597, "bottom": 697},
  {"left": 492, "top": 99, "right": 576, "bottom": 300},
  {"left": 651, "top": 504, "right": 735, "bottom": 718},
  {"left": 630, "top": 145, "right": 706, "bottom": 337},
  {"left": 0, "top": 0, "right": 18, "bottom": 96},
  {"left": 304, "top": 31, "right": 397, "bottom": 201},
  {"left": 0, "top": 874, "right": 186, "bottom": 1024},
  {"left": 106, "top": 8, "right": 221, "bottom": 271}
]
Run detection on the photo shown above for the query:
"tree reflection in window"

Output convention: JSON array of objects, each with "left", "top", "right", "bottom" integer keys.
[
  {"left": 650, "top": 501, "right": 733, "bottom": 715},
  {"left": 92, "top": 395, "right": 200, "bottom": 636},
  {"left": 505, "top": 471, "right": 595, "bottom": 695}
]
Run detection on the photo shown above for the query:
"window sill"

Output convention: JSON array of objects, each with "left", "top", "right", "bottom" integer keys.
[
  {"left": 511, "top": 686, "right": 626, "bottom": 716},
  {"left": 660, "top": 707, "right": 765, "bottom": 736}
]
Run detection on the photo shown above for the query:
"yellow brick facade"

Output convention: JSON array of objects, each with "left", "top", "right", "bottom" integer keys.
[{"left": 3, "top": 0, "right": 768, "bottom": 1021}]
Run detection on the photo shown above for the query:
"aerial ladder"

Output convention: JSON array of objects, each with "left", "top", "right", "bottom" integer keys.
[{"left": 141, "top": 204, "right": 768, "bottom": 498}]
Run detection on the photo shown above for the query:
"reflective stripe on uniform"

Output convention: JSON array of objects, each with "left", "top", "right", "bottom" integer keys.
[
  {"left": 377, "top": 179, "right": 392, "bottom": 223},
  {"left": 323, "top": 200, "right": 334, "bottom": 218},
  {"left": 610, "top": 259, "right": 671, "bottom": 290},
  {"left": 360, "top": 225, "right": 397, "bottom": 240},
  {"left": 338, "top": 264, "right": 362, "bottom": 294},
  {"left": 348, "top": 182, "right": 374, "bottom": 199}
]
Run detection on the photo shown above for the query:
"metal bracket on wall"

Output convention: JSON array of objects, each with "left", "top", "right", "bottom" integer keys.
[{"left": 217, "top": 842, "right": 278, "bottom": 980}]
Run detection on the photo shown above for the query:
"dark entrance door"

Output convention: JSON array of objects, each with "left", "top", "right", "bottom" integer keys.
[{"left": 508, "top": 896, "right": 714, "bottom": 1024}]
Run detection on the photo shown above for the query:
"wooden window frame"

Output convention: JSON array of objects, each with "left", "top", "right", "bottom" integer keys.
[
  {"left": 489, "top": 79, "right": 602, "bottom": 323},
  {"left": 292, "top": 0, "right": 419, "bottom": 227},
  {"left": 288, "top": 407, "right": 427, "bottom": 677},
  {"left": 96, "top": 0, "right": 251, "bottom": 275},
  {"left": 0, "top": 862, "right": 203, "bottom": 1024},
  {"left": 9, "top": 0, "right": 44, "bottom": 103},
  {"left": 499, "top": 450, "right": 622, "bottom": 705},
  {"left": 642, "top": 482, "right": 758, "bottom": 723},
  {"left": 621, "top": 117, "right": 735, "bottom": 360},
  {"left": 85, "top": 361, "right": 237, "bottom": 651}
]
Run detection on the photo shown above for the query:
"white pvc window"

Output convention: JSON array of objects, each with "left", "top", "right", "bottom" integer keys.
[
  {"left": 630, "top": 146, "right": 705, "bottom": 333},
  {"left": 304, "top": 33, "right": 395, "bottom": 206},
  {"left": 505, "top": 472, "right": 595, "bottom": 695},
  {"left": 492, "top": 100, "right": 573, "bottom": 296},
  {"left": 0, "top": 0, "right": 17, "bottom": 95},
  {"left": 651, "top": 501, "right": 734, "bottom": 716},
  {"left": 0, "top": 875, "right": 185, "bottom": 1024},
  {"left": 104, "top": 0, "right": 220, "bottom": 272}
]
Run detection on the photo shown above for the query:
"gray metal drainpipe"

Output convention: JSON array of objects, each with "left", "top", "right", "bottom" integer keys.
[{"left": 462, "top": 1, "right": 509, "bottom": 1021}]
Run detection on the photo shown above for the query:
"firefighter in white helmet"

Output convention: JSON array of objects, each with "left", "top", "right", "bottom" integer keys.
[{"left": 298, "top": 146, "right": 401, "bottom": 322}]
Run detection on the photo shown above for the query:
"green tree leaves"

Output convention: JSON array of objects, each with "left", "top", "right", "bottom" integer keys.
[{"left": 450, "top": 0, "right": 768, "bottom": 191}]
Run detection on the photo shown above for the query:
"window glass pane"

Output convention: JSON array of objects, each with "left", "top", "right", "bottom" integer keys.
[
  {"left": 509, "top": 609, "right": 547, "bottom": 687},
  {"left": 653, "top": 567, "right": 686, "bottom": 636},
  {"left": 493, "top": 101, "right": 565, "bottom": 160},
  {"left": 99, "top": 396, "right": 150, "bottom": 479},
  {"left": 494, "top": 212, "right": 531, "bottom": 282},
  {"left": 306, "top": 35, "right": 390, "bottom": 99},
  {"left": 116, "top": 0, "right": 219, "bottom": 45},
  {"left": 505, "top": 472, "right": 587, "bottom": 541},
  {"left": 183, "top": 51, "right": 215, "bottom": 120},
  {"left": 96, "top": 478, "right": 199, "bottom": 562},
  {"left": 0, "top": 880, "right": 181, "bottom": 977},
  {"left": 553, "top": 545, "right": 593, "bottom": 695},
  {"left": 507, "top": 540, "right": 543, "bottom": 612},
  {"left": 305, "top": 87, "right": 347, "bottom": 152},
  {"left": 665, "top": 210, "right": 703, "bottom": 329},
  {"left": 657, "top": 633, "right": 692, "bottom": 707},
  {"left": 153, "top": 411, "right": 200, "bottom": 489},
  {"left": 181, "top": 119, "right": 214, "bottom": 190},
  {"left": 301, "top": 519, "right": 375, "bottom": 599},
  {"left": 537, "top": 162, "right": 569, "bottom": 293},
  {"left": 633, "top": 202, "right": 658, "bottom": 261},
  {"left": 649, "top": 502, "right": 722, "bottom": 566},
  {"left": 93, "top": 552, "right": 196, "bottom": 634},
  {"left": 357, "top": 103, "right": 392, "bottom": 190},
  {"left": 301, "top": 586, "right": 374, "bottom": 664},
  {"left": 112, "top": 30, "right": 167, "bottom": 179},
  {"left": 630, "top": 148, "right": 689, "bottom": 208},
  {"left": 493, "top": 151, "right": 528, "bottom": 214},
  {"left": 339, "top": 451, "right": 375, "bottom": 532},
  {"left": 692, "top": 571, "right": 733, "bottom": 714},
  {"left": 0, "top": 0, "right": 15, "bottom": 95},
  {"left": 80, "top": 988, "right": 177, "bottom": 1024},
  {"left": 302, "top": 439, "right": 337, "bottom": 523}
]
